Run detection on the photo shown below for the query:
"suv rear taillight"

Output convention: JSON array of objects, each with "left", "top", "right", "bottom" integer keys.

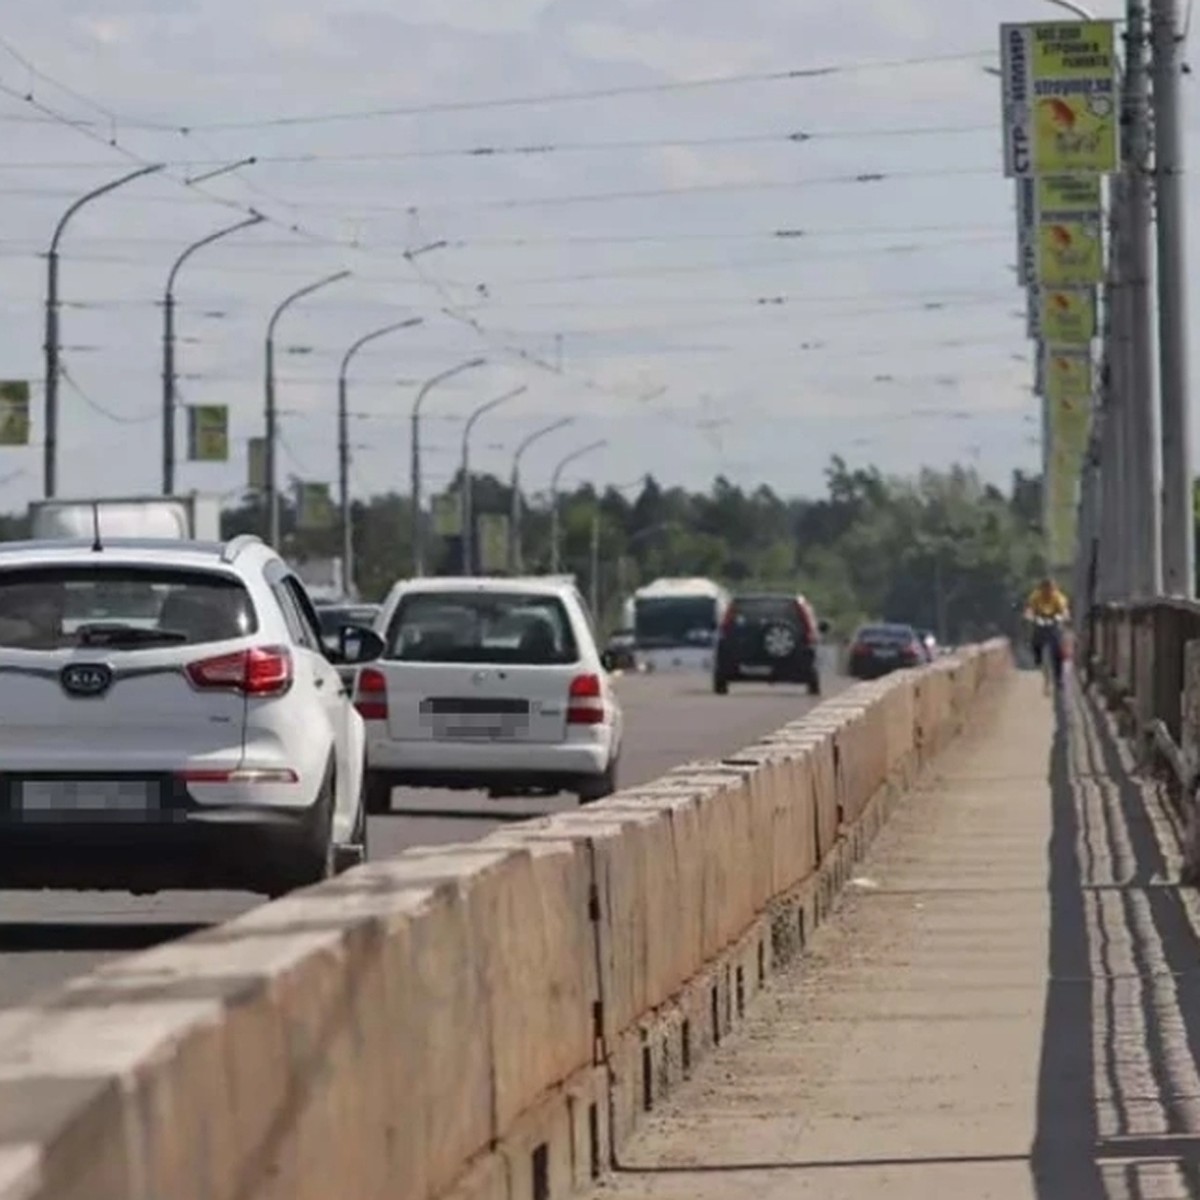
[
  {"left": 187, "top": 646, "right": 292, "bottom": 697},
  {"left": 794, "top": 601, "right": 815, "bottom": 643},
  {"left": 355, "top": 668, "right": 389, "bottom": 721},
  {"left": 568, "top": 673, "right": 606, "bottom": 725},
  {"left": 720, "top": 607, "right": 737, "bottom": 635}
]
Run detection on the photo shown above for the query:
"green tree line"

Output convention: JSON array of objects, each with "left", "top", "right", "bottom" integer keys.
[
  {"left": 0, "top": 458, "right": 1045, "bottom": 643},
  {"left": 220, "top": 457, "right": 1046, "bottom": 643}
]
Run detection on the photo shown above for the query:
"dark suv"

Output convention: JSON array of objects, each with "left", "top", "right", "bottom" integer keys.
[{"left": 714, "top": 593, "right": 827, "bottom": 696}]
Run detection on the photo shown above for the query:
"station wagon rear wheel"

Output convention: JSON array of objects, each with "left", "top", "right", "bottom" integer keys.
[{"left": 578, "top": 758, "right": 618, "bottom": 804}]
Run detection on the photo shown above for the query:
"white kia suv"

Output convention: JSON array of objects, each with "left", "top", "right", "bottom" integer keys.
[
  {"left": 0, "top": 535, "right": 382, "bottom": 896},
  {"left": 359, "top": 576, "right": 623, "bottom": 809}
]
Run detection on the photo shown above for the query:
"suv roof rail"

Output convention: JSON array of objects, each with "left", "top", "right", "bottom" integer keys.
[{"left": 220, "top": 534, "right": 263, "bottom": 563}]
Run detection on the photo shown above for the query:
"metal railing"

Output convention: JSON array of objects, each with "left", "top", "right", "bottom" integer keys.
[{"left": 1090, "top": 599, "right": 1200, "bottom": 744}]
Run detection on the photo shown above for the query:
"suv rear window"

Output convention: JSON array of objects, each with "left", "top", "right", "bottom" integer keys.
[
  {"left": 386, "top": 591, "right": 579, "bottom": 665},
  {"left": 732, "top": 597, "right": 797, "bottom": 620},
  {"left": 0, "top": 566, "right": 257, "bottom": 650}
]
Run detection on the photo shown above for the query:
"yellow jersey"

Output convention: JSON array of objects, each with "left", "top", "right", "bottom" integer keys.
[{"left": 1026, "top": 586, "right": 1069, "bottom": 620}]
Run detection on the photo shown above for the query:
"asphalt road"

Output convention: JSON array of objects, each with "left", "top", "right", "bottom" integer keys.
[{"left": 0, "top": 671, "right": 843, "bottom": 1009}]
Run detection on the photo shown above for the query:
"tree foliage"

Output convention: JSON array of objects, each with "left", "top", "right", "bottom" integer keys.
[{"left": 212, "top": 457, "right": 1044, "bottom": 644}]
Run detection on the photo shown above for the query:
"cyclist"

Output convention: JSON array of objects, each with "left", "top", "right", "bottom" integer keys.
[{"left": 1023, "top": 576, "right": 1070, "bottom": 688}]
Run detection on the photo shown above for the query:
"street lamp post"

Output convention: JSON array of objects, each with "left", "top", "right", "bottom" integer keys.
[
  {"left": 264, "top": 270, "right": 351, "bottom": 547},
  {"left": 338, "top": 317, "right": 424, "bottom": 594},
  {"left": 410, "top": 357, "right": 486, "bottom": 576},
  {"left": 43, "top": 163, "right": 165, "bottom": 498},
  {"left": 163, "top": 213, "right": 264, "bottom": 495},
  {"left": 509, "top": 416, "right": 575, "bottom": 572},
  {"left": 1043, "top": 0, "right": 1095, "bottom": 15},
  {"left": 460, "top": 385, "right": 527, "bottom": 574},
  {"left": 550, "top": 439, "right": 607, "bottom": 575}
]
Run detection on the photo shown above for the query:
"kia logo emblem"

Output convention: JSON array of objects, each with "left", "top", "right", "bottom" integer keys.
[{"left": 60, "top": 663, "right": 114, "bottom": 698}]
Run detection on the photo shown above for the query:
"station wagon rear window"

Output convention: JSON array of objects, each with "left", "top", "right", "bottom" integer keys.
[
  {"left": 386, "top": 592, "right": 579, "bottom": 665},
  {"left": 0, "top": 566, "right": 257, "bottom": 650}
]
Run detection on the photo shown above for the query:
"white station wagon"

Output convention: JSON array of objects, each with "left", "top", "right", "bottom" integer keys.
[{"left": 358, "top": 576, "right": 623, "bottom": 808}]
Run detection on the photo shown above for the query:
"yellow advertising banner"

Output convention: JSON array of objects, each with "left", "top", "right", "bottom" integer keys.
[
  {"left": 0, "top": 381, "right": 30, "bottom": 447},
  {"left": 1046, "top": 470, "right": 1079, "bottom": 568},
  {"left": 1000, "top": 21, "right": 1119, "bottom": 176},
  {"left": 1049, "top": 392, "right": 1091, "bottom": 463},
  {"left": 477, "top": 513, "right": 509, "bottom": 574},
  {"left": 432, "top": 493, "right": 461, "bottom": 537},
  {"left": 1035, "top": 175, "right": 1104, "bottom": 285},
  {"left": 186, "top": 405, "right": 228, "bottom": 462},
  {"left": 1042, "top": 343, "right": 1093, "bottom": 400},
  {"left": 1034, "top": 286, "right": 1097, "bottom": 344},
  {"left": 296, "top": 482, "right": 335, "bottom": 532},
  {"left": 1044, "top": 390, "right": 1091, "bottom": 567},
  {"left": 1037, "top": 174, "right": 1102, "bottom": 212}
]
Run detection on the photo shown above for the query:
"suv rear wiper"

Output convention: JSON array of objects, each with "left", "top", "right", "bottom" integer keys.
[{"left": 74, "top": 624, "right": 190, "bottom": 648}]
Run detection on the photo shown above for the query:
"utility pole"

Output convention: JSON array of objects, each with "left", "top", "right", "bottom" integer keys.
[
  {"left": 163, "top": 213, "right": 263, "bottom": 495},
  {"left": 264, "top": 270, "right": 351, "bottom": 548},
  {"left": 1107, "top": 166, "right": 1134, "bottom": 602},
  {"left": 549, "top": 439, "right": 607, "bottom": 575},
  {"left": 589, "top": 509, "right": 601, "bottom": 623},
  {"left": 460, "top": 385, "right": 526, "bottom": 575},
  {"left": 43, "top": 164, "right": 164, "bottom": 498},
  {"left": 508, "top": 416, "right": 574, "bottom": 573},
  {"left": 1125, "top": 0, "right": 1163, "bottom": 597},
  {"left": 1152, "top": 0, "right": 1194, "bottom": 596},
  {"left": 410, "top": 357, "right": 486, "bottom": 577},
  {"left": 337, "top": 318, "right": 423, "bottom": 592}
]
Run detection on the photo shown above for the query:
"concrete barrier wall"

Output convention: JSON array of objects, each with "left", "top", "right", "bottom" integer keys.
[{"left": 0, "top": 639, "right": 1011, "bottom": 1200}]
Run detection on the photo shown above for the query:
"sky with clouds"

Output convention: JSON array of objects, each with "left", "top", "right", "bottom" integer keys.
[{"left": 0, "top": 0, "right": 1167, "bottom": 510}]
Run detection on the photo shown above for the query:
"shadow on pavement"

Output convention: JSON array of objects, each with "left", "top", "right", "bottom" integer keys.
[
  {"left": 381, "top": 806, "right": 554, "bottom": 822},
  {"left": 1031, "top": 684, "right": 1200, "bottom": 1197},
  {"left": 1030, "top": 684, "right": 1104, "bottom": 1197}
]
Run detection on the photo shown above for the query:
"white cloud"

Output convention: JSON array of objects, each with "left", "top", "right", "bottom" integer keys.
[{"left": 78, "top": 16, "right": 134, "bottom": 46}]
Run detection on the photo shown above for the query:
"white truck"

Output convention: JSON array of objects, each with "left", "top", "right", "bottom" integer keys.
[{"left": 27, "top": 495, "right": 222, "bottom": 542}]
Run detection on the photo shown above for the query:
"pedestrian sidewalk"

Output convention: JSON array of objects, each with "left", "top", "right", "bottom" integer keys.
[{"left": 590, "top": 671, "right": 1200, "bottom": 1200}]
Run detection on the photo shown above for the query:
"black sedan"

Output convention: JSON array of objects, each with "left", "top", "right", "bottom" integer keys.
[{"left": 847, "top": 623, "right": 927, "bottom": 679}]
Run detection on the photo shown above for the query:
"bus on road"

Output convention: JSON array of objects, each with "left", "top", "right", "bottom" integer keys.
[{"left": 623, "top": 577, "right": 730, "bottom": 673}]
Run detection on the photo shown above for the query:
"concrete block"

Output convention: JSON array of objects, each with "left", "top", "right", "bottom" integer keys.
[{"left": 442, "top": 1153, "right": 508, "bottom": 1200}]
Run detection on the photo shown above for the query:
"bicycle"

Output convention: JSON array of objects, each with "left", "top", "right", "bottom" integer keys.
[{"left": 1030, "top": 613, "right": 1066, "bottom": 695}]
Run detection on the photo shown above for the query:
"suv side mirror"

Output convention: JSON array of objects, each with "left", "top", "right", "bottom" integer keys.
[
  {"left": 818, "top": 619, "right": 831, "bottom": 635},
  {"left": 338, "top": 625, "right": 384, "bottom": 664},
  {"left": 600, "top": 649, "right": 616, "bottom": 672}
]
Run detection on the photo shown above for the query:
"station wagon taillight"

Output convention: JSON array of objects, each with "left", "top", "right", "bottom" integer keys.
[
  {"left": 186, "top": 646, "right": 293, "bottom": 697},
  {"left": 355, "top": 668, "right": 389, "bottom": 721},
  {"left": 568, "top": 673, "right": 606, "bottom": 725}
]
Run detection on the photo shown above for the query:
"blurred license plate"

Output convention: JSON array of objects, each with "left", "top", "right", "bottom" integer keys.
[
  {"left": 875, "top": 648, "right": 898, "bottom": 659},
  {"left": 742, "top": 665, "right": 772, "bottom": 676},
  {"left": 434, "top": 714, "right": 526, "bottom": 741},
  {"left": 17, "top": 780, "right": 158, "bottom": 812}
]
